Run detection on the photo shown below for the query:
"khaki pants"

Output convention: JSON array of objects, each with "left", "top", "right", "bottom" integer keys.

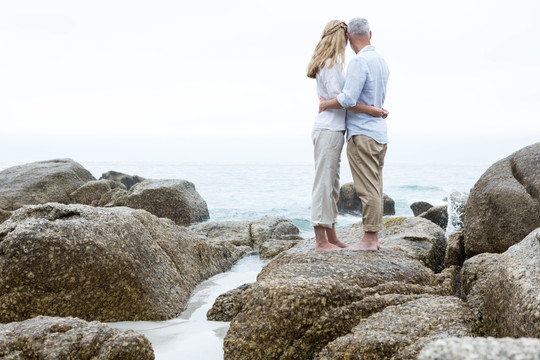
[
  {"left": 346, "top": 135, "right": 387, "bottom": 232},
  {"left": 311, "top": 129, "right": 344, "bottom": 228}
]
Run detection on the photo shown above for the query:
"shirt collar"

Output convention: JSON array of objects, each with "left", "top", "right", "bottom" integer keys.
[{"left": 360, "top": 45, "right": 375, "bottom": 53}]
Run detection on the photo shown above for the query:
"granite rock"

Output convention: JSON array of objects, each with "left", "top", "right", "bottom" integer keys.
[
  {"left": 418, "top": 205, "right": 448, "bottom": 230},
  {"left": 0, "top": 159, "right": 95, "bottom": 211},
  {"left": 70, "top": 179, "right": 126, "bottom": 206},
  {"left": 463, "top": 142, "right": 540, "bottom": 256},
  {"left": 445, "top": 230, "right": 465, "bottom": 267},
  {"left": 418, "top": 336, "right": 540, "bottom": 360},
  {"left": 410, "top": 201, "right": 434, "bottom": 216},
  {"left": 0, "top": 203, "right": 245, "bottom": 322},
  {"left": 0, "top": 316, "right": 154, "bottom": 359},
  {"left": 337, "top": 182, "right": 395, "bottom": 215},
  {"left": 100, "top": 170, "right": 145, "bottom": 190},
  {"left": 116, "top": 179, "right": 210, "bottom": 226},
  {"left": 318, "top": 296, "right": 474, "bottom": 360}
]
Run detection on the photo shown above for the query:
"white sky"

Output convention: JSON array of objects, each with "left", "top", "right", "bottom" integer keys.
[{"left": 1, "top": 0, "right": 539, "bottom": 164}]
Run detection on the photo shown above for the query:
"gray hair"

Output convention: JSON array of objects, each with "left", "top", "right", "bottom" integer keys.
[{"left": 347, "top": 17, "right": 370, "bottom": 36}]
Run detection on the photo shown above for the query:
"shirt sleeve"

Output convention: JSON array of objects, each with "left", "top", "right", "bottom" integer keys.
[{"left": 337, "top": 57, "right": 367, "bottom": 108}]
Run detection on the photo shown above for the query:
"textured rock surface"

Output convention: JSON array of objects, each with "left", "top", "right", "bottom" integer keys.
[
  {"left": 0, "top": 316, "right": 154, "bottom": 359},
  {"left": 100, "top": 170, "right": 145, "bottom": 190},
  {"left": 337, "top": 182, "right": 395, "bottom": 215},
  {"left": 318, "top": 296, "right": 474, "bottom": 360},
  {"left": 445, "top": 230, "right": 465, "bottom": 267},
  {"left": 418, "top": 205, "right": 448, "bottom": 230},
  {"left": 117, "top": 179, "right": 210, "bottom": 226},
  {"left": 418, "top": 336, "right": 540, "bottom": 360},
  {"left": 0, "top": 203, "right": 245, "bottom": 322},
  {"left": 207, "top": 283, "right": 252, "bottom": 322},
  {"left": 223, "top": 235, "right": 447, "bottom": 360},
  {"left": 410, "top": 201, "right": 433, "bottom": 216},
  {"left": 377, "top": 217, "right": 447, "bottom": 273},
  {"left": 463, "top": 142, "right": 540, "bottom": 256},
  {"left": 189, "top": 217, "right": 301, "bottom": 256},
  {"left": 465, "top": 228, "right": 540, "bottom": 337},
  {"left": 70, "top": 179, "right": 126, "bottom": 206},
  {"left": 0, "top": 209, "right": 10, "bottom": 224},
  {"left": 0, "top": 159, "right": 96, "bottom": 211}
]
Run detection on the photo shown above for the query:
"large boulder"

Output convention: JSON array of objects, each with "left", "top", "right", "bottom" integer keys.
[
  {"left": 0, "top": 159, "right": 95, "bottom": 211},
  {"left": 117, "top": 179, "right": 210, "bottom": 226},
  {"left": 0, "top": 203, "right": 246, "bottom": 323},
  {"left": 461, "top": 228, "right": 540, "bottom": 337},
  {"left": 337, "top": 182, "right": 395, "bottom": 215},
  {"left": 100, "top": 170, "right": 145, "bottom": 190},
  {"left": 0, "top": 316, "right": 154, "bottom": 359},
  {"left": 463, "top": 142, "right": 540, "bottom": 256},
  {"left": 317, "top": 296, "right": 474, "bottom": 360},
  {"left": 222, "top": 227, "right": 452, "bottom": 360},
  {"left": 418, "top": 336, "right": 540, "bottom": 360}
]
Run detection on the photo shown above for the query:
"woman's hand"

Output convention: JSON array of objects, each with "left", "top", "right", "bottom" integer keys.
[{"left": 319, "top": 96, "right": 327, "bottom": 113}]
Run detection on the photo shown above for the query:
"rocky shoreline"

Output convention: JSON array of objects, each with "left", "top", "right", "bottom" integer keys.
[{"left": 0, "top": 142, "right": 539, "bottom": 359}]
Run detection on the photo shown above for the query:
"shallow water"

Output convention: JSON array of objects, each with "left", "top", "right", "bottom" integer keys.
[{"left": 108, "top": 254, "right": 266, "bottom": 360}]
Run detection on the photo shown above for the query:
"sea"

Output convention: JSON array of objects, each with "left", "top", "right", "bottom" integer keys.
[{"left": 0, "top": 159, "right": 491, "bottom": 359}]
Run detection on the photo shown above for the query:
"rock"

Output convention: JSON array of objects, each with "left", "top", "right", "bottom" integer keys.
[
  {"left": 445, "top": 230, "right": 466, "bottom": 267},
  {"left": 337, "top": 182, "right": 395, "bottom": 215},
  {"left": 418, "top": 336, "right": 540, "bottom": 360},
  {"left": 0, "top": 316, "right": 154, "bottom": 359},
  {"left": 70, "top": 179, "right": 126, "bottom": 206},
  {"left": 411, "top": 201, "right": 434, "bottom": 216},
  {"left": 189, "top": 217, "right": 301, "bottom": 253},
  {"left": 418, "top": 205, "right": 448, "bottom": 230},
  {"left": 318, "top": 296, "right": 474, "bottom": 360},
  {"left": 462, "top": 228, "right": 540, "bottom": 337},
  {"left": 377, "top": 217, "right": 447, "bottom": 273},
  {"left": 207, "top": 283, "right": 252, "bottom": 322},
  {"left": 0, "top": 209, "right": 10, "bottom": 224},
  {"left": 97, "top": 187, "right": 129, "bottom": 207},
  {"left": 463, "top": 142, "right": 540, "bottom": 257},
  {"left": 0, "top": 159, "right": 96, "bottom": 211},
  {"left": 223, "top": 236, "right": 448, "bottom": 360},
  {"left": 259, "top": 239, "right": 300, "bottom": 259},
  {"left": 0, "top": 203, "right": 246, "bottom": 322},
  {"left": 117, "top": 179, "right": 210, "bottom": 226},
  {"left": 100, "top": 170, "right": 145, "bottom": 190}
]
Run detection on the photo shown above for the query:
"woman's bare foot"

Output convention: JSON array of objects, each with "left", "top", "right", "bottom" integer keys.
[
  {"left": 315, "top": 243, "right": 343, "bottom": 252},
  {"left": 326, "top": 225, "right": 349, "bottom": 248},
  {"left": 348, "top": 231, "right": 379, "bottom": 251}
]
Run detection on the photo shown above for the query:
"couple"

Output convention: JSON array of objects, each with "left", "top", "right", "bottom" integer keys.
[{"left": 307, "top": 17, "right": 389, "bottom": 252}]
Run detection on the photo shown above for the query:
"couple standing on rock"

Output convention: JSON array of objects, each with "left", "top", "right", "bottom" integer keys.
[{"left": 307, "top": 17, "right": 389, "bottom": 252}]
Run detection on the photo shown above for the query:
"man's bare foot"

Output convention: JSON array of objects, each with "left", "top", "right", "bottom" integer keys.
[{"left": 315, "top": 243, "right": 343, "bottom": 252}]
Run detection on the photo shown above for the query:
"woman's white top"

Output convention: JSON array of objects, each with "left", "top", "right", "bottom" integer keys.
[{"left": 313, "top": 60, "right": 347, "bottom": 131}]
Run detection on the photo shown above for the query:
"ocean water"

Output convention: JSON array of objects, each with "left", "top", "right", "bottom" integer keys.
[
  {"left": 0, "top": 159, "right": 490, "bottom": 359},
  {"left": 77, "top": 160, "right": 490, "bottom": 237}
]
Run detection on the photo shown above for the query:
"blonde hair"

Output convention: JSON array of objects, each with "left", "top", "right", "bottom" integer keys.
[{"left": 306, "top": 20, "right": 348, "bottom": 79}]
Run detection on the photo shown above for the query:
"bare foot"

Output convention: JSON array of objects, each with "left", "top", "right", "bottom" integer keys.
[
  {"left": 315, "top": 243, "right": 343, "bottom": 252},
  {"left": 348, "top": 231, "right": 379, "bottom": 251},
  {"left": 325, "top": 225, "right": 349, "bottom": 248}
]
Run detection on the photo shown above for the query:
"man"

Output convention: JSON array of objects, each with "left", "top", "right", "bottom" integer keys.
[{"left": 319, "top": 17, "right": 389, "bottom": 251}]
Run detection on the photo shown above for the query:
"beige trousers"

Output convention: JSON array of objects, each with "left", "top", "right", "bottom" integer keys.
[
  {"left": 311, "top": 129, "right": 344, "bottom": 229},
  {"left": 346, "top": 135, "right": 387, "bottom": 232}
]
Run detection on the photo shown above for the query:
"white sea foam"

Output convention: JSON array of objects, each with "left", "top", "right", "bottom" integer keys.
[{"left": 108, "top": 254, "right": 266, "bottom": 360}]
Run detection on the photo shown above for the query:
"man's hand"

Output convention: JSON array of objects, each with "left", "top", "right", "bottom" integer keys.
[{"left": 382, "top": 108, "right": 389, "bottom": 119}]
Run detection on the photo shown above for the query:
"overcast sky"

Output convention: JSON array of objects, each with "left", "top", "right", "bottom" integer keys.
[{"left": 1, "top": 0, "right": 539, "bottom": 165}]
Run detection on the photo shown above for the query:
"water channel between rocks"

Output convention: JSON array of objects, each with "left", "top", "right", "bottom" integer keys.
[{"left": 108, "top": 253, "right": 266, "bottom": 360}]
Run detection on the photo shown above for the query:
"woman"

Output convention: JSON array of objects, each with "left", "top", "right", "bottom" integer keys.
[{"left": 307, "top": 20, "right": 386, "bottom": 251}]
